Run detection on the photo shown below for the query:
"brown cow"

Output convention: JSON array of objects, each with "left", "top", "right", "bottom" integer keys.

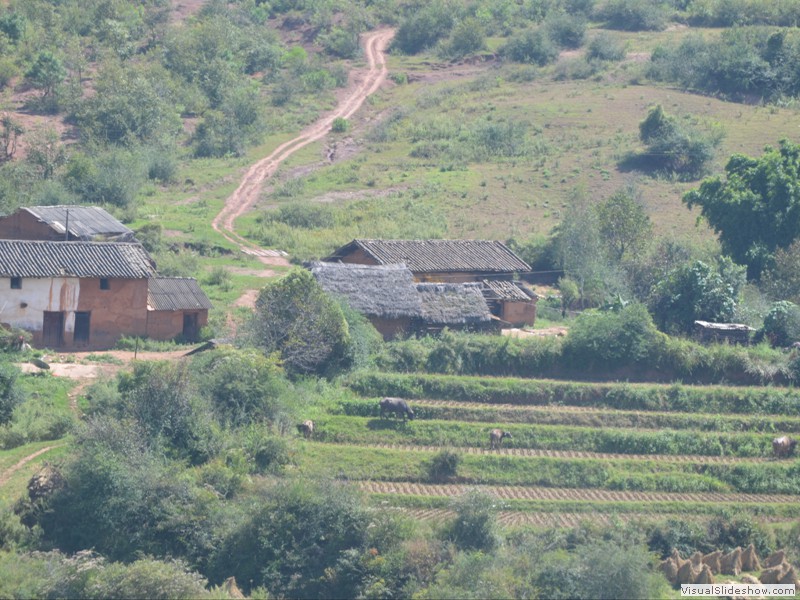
[
  {"left": 296, "top": 420, "right": 314, "bottom": 439},
  {"left": 773, "top": 436, "right": 797, "bottom": 458},
  {"left": 489, "top": 429, "right": 512, "bottom": 450}
]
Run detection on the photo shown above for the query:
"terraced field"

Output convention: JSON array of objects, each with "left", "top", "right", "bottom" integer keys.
[{"left": 297, "top": 373, "right": 800, "bottom": 528}]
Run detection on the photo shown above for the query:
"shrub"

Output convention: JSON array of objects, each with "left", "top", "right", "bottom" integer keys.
[
  {"left": 425, "top": 449, "right": 461, "bottom": 482},
  {"left": 501, "top": 28, "right": 558, "bottom": 66},
  {"left": 544, "top": 12, "right": 586, "bottom": 49},
  {"left": 598, "top": 0, "right": 668, "bottom": 31},
  {"left": 0, "top": 362, "right": 23, "bottom": 425},
  {"left": 444, "top": 491, "right": 497, "bottom": 551},
  {"left": 392, "top": 3, "right": 455, "bottom": 54},
  {"left": 331, "top": 117, "right": 349, "bottom": 133},
  {"left": 586, "top": 31, "right": 626, "bottom": 61},
  {"left": 438, "top": 17, "right": 485, "bottom": 58},
  {"left": 761, "top": 301, "right": 800, "bottom": 347}
]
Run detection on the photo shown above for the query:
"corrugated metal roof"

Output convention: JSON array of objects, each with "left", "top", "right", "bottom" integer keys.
[
  {"left": 148, "top": 277, "right": 213, "bottom": 311},
  {"left": 481, "top": 279, "right": 537, "bottom": 302},
  {"left": 0, "top": 240, "right": 155, "bottom": 278},
  {"left": 25, "top": 205, "right": 133, "bottom": 241},
  {"left": 328, "top": 239, "right": 531, "bottom": 274},
  {"left": 310, "top": 262, "right": 421, "bottom": 318}
]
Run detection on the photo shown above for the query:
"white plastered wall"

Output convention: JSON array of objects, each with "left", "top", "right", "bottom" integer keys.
[{"left": 0, "top": 277, "right": 80, "bottom": 332}]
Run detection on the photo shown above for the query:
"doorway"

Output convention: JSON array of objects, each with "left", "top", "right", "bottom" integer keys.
[
  {"left": 182, "top": 312, "right": 199, "bottom": 342},
  {"left": 74, "top": 311, "right": 90, "bottom": 346},
  {"left": 42, "top": 311, "right": 64, "bottom": 347}
]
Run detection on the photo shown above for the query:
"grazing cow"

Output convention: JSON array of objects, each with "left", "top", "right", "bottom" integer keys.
[
  {"left": 773, "top": 436, "right": 798, "bottom": 459},
  {"left": 489, "top": 429, "right": 513, "bottom": 450},
  {"left": 296, "top": 420, "right": 314, "bottom": 439},
  {"left": 379, "top": 397, "right": 415, "bottom": 421}
]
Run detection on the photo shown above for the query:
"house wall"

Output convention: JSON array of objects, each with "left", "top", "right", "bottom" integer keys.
[
  {"left": 0, "top": 276, "right": 148, "bottom": 349},
  {"left": 0, "top": 211, "right": 65, "bottom": 241},
  {"left": 147, "top": 310, "right": 209, "bottom": 341},
  {"left": 501, "top": 301, "right": 537, "bottom": 327}
]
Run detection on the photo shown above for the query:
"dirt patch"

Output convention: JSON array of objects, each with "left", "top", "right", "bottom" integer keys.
[{"left": 234, "top": 289, "right": 260, "bottom": 309}]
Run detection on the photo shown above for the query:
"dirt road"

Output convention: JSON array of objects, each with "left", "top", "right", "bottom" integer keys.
[{"left": 212, "top": 28, "right": 395, "bottom": 262}]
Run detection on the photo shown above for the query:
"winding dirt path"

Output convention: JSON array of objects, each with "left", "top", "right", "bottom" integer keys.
[
  {"left": 318, "top": 441, "right": 771, "bottom": 464},
  {"left": 0, "top": 445, "right": 62, "bottom": 488},
  {"left": 212, "top": 28, "right": 394, "bottom": 262},
  {"left": 359, "top": 481, "right": 800, "bottom": 505}
]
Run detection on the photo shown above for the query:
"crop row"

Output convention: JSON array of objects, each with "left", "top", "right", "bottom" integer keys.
[
  {"left": 336, "top": 397, "right": 800, "bottom": 433},
  {"left": 314, "top": 415, "right": 777, "bottom": 457},
  {"left": 346, "top": 372, "right": 800, "bottom": 416},
  {"left": 296, "top": 443, "right": 800, "bottom": 495},
  {"left": 370, "top": 494, "right": 800, "bottom": 520}
]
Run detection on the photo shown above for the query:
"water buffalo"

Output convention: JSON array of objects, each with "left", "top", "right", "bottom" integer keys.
[
  {"left": 489, "top": 429, "right": 512, "bottom": 450},
  {"left": 773, "top": 436, "right": 797, "bottom": 458},
  {"left": 296, "top": 420, "right": 314, "bottom": 439},
  {"left": 379, "top": 397, "right": 415, "bottom": 421}
]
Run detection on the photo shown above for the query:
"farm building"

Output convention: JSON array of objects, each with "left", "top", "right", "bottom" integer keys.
[
  {"left": 147, "top": 277, "right": 213, "bottom": 342},
  {"left": 323, "top": 239, "right": 537, "bottom": 326},
  {"left": 416, "top": 282, "right": 497, "bottom": 334},
  {"left": 0, "top": 240, "right": 211, "bottom": 349},
  {"left": 480, "top": 279, "right": 538, "bottom": 327},
  {"left": 324, "top": 238, "right": 531, "bottom": 283},
  {"left": 0, "top": 205, "right": 135, "bottom": 242},
  {"left": 693, "top": 320, "right": 754, "bottom": 345},
  {"left": 309, "top": 261, "right": 498, "bottom": 338}
]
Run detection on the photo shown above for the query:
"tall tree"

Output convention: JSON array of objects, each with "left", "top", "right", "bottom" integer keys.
[
  {"left": 596, "top": 186, "right": 653, "bottom": 262},
  {"left": 684, "top": 139, "right": 800, "bottom": 279}
]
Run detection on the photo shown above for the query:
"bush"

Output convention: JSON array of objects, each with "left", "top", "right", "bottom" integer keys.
[
  {"left": 426, "top": 449, "right": 461, "bottom": 482},
  {"left": 0, "top": 362, "right": 23, "bottom": 425},
  {"left": 598, "top": 0, "right": 668, "bottom": 31},
  {"left": 586, "top": 31, "right": 626, "bottom": 61},
  {"left": 544, "top": 13, "right": 586, "bottom": 49},
  {"left": 761, "top": 301, "right": 800, "bottom": 347},
  {"left": 562, "top": 303, "right": 660, "bottom": 370},
  {"left": 392, "top": 3, "right": 455, "bottom": 54},
  {"left": 501, "top": 28, "right": 559, "bottom": 66},
  {"left": 444, "top": 491, "right": 497, "bottom": 551},
  {"left": 331, "top": 117, "right": 349, "bottom": 133}
]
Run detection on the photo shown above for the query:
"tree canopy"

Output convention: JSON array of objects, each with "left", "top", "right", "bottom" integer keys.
[{"left": 684, "top": 139, "right": 800, "bottom": 279}]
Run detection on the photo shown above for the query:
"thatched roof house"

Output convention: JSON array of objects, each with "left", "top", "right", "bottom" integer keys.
[
  {"left": 324, "top": 239, "right": 531, "bottom": 282},
  {"left": 416, "top": 282, "right": 496, "bottom": 332},
  {"left": 309, "top": 262, "right": 498, "bottom": 338},
  {"left": 481, "top": 279, "right": 538, "bottom": 327}
]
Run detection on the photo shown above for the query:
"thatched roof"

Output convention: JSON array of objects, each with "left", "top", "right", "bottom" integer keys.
[
  {"left": 310, "top": 262, "right": 421, "bottom": 319},
  {"left": 325, "top": 239, "right": 531, "bottom": 274},
  {"left": 416, "top": 282, "right": 492, "bottom": 325}
]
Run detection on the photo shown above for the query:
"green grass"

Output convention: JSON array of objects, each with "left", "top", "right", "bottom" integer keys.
[
  {"left": 346, "top": 372, "right": 800, "bottom": 416},
  {"left": 337, "top": 397, "right": 800, "bottom": 433},
  {"left": 296, "top": 443, "right": 800, "bottom": 494},
  {"left": 371, "top": 494, "right": 800, "bottom": 520},
  {"left": 0, "top": 441, "right": 70, "bottom": 510},
  {"left": 312, "top": 415, "right": 776, "bottom": 457}
]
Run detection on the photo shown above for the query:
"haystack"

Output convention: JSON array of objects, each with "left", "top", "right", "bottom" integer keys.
[
  {"left": 779, "top": 566, "right": 799, "bottom": 587},
  {"left": 702, "top": 550, "right": 722, "bottom": 574},
  {"left": 759, "top": 562, "right": 789, "bottom": 584},
  {"left": 660, "top": 558, "right": 679, "bottom": 584},
  {"left": 695, "top": 564, "right": 714, "bottom": 584},
  {"left": 690, "top": 551, "right": 703, "bottom": 566},
  {"left": 719, "top": 547, "right": 742, "bottom": 575},
  {"left": 676, "top": 560, "right": 701, "bottom": 584},
  {"left": 222, "top": 577, "right": 245, "bottom": 599},
  {"left": 764, "top": 550, "right": 786, "bottom": 569},
  {"left": 741, "top": 544, "right": 760, "bottom": 572}
]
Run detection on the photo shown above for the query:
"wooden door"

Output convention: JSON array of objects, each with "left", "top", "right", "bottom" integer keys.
[
  {"left": 182, "top": 312, "right": 199, "bottom": 342},
  {"left": 74, "top": 311, "right": 90, "bottom": 346},
  {"left": 42, "top": 311, "right": 64, "bottom": 347}
]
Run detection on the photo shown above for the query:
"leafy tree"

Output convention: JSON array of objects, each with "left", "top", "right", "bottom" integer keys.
[
  {"left": 250, "top": 269, "right": 351, "bottom": 376},
  {"left": 25, "top": 50, "right": 66, "bottom": 100},
  {"left": 760, "top": 301, "right": 800, "bottom": 347},
  {"left": 444, "top": 490, "right": 498, "bottom": 551},
  {"left": 598, "top": 0, "right": 668, "bottom": 31},
  {"left": 439, "top": 18, "right": 485, "bottom": 58},
  {"left": 637, "top": 105, "right": 721, "bottom": 179},
  {"left": 544, "top": 12, "right": 586, "bottom": 49},
  {"left": 392, "top": 1, "right": 455, "bottom": 54},
  {"left": 684, "top": 140, "right": 800, "bottom": 279},
  {"left": 25, "top": 126, "right": 67, "bottom": 180},
  {"left": 63, "top": 148, "right": 146, "bottom": 208},
  {"left": 596, "top": 186, "right": 652, "bottom": 262},
  {"left": 586, "top": 31, "right": 626, "bottom": 61},
  {"left": 210, "top": 480, "right": 372, "bottom": 597},
  {"left": 0, "top": 114, "right": 22, "bottom": 161},
  {"left": 558, "top": 276, "right": 579, "bottom": 317},
  {"left": 649, "top": 258, "right": 746, "bottom": 334},
  {"left": 761, "top": 240, "right": 800, "bottom": 301}
]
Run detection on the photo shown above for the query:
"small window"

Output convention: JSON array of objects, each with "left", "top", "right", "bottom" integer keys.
[
  {"left": 10, "top": 277, "right": 21, "bottom": 289},
  {"left": 100, "top": 278, "right": 110, "bottom": 290}
]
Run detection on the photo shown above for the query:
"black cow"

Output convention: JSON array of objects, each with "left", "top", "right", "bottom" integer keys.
[{"left": 379, "top": 397, "right": 415, "bottom": 421}]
